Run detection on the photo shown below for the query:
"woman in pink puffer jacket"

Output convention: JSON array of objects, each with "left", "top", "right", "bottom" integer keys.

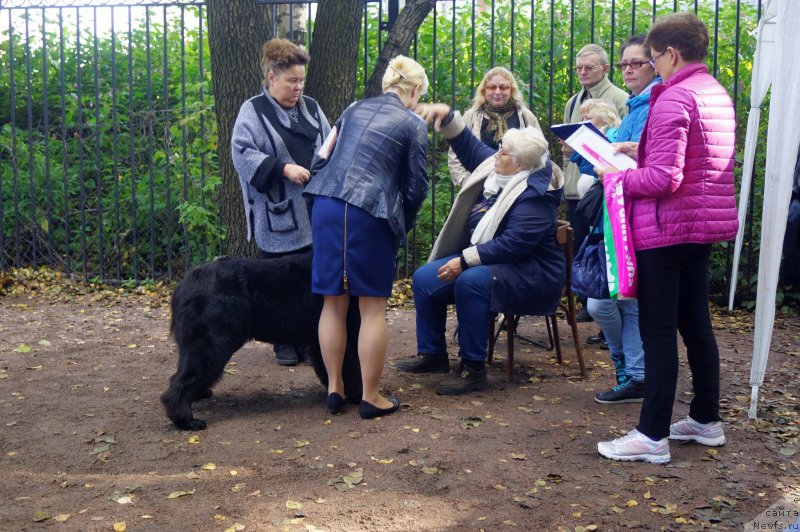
[{"left": 596, "top": 13, "right": 738, "bottom": 464}]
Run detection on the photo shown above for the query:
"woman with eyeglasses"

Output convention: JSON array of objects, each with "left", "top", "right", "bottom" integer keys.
[
  {"left": 595, "top": 13, "right": 738, "bottom": 464},
  {"left": 231, "top": 38, "right": 330, "bottom": 367},
  {"left": 447, "top": 67, "right": 542, "bottom": 186},
  {"left": 396, "top": 103, "right": 564, "bottom": 396},
  {"left": 579, "top": 35, "right": 662, "bottom": 407}
]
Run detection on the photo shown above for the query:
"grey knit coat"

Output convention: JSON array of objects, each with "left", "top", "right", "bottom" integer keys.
[{"left": 231, "top": 90, "right": 330, "bottom": 253}]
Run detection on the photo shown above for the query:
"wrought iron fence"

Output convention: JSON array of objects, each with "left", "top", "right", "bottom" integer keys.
[{"left": 0, "top": 0, "right": 765, "bottom": 304}]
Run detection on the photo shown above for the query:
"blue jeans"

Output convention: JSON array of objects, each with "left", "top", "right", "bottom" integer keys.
[
  {"left": 413, "top": 256, "right": 493, "bottom": 362},
  {"left": 587, "top": 297, "right": 645, "bottom": 381}
]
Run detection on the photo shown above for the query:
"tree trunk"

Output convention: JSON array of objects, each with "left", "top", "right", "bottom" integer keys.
[
  {"left": 363, "top": 0, "right": 436, "bottom": 98},
  {"left": 206, "top": 0, "right": 272, "bottom": 258},
  {"left": 305, "top": 0, "right": 362, "bottom": 121}
]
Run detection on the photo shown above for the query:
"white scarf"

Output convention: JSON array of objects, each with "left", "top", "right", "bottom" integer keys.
[
  {"left": 471, "top": 170, "right": 530, "bottom": 245},
  {"left": 482, "top": 169, "right": 526, "bottom": 199}
]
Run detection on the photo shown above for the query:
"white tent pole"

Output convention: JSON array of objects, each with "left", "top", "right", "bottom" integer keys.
[
  {"left": 729, "top": 4, "right": 778, "bottom": 310},
  {"left": 729, "top": 110, "right": 762, "bottom": 310},
  {"left": 748, "top": 0, "right": 800, "bottom": 419}
]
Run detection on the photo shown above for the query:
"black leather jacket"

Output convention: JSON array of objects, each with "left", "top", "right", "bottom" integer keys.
[{"left": 305, "top": 92, "right": 429, "bottom": 245}]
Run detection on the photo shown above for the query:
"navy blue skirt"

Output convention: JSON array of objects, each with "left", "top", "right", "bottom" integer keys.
[{"left": 310, "top": 196, "right": 396, "bottom": 297}]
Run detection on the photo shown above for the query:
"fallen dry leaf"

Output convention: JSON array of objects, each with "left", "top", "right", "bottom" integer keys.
[{"left": 167, "top": 489, "right": 195, "bottom": 499}]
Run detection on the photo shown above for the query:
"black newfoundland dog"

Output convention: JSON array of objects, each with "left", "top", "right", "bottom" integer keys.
[{"left": 161, "top": 250, "right": 362, "bottom": 430}]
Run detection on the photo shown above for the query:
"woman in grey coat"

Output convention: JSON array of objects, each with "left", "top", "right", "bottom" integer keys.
[{"left": 231, "top": 38, "right": 330, "bottom": 366}]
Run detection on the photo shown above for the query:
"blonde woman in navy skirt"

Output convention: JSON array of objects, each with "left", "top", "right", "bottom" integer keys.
[{"left": 304, "top": 56, "right": 429, "bottom": 419}]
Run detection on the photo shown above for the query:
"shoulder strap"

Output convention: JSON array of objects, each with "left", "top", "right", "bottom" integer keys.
[{"left": 569, "top": 93, "right": 579, "bottom": 120}]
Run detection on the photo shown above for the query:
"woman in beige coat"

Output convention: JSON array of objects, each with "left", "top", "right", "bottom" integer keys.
[{"left": 447, "top": 67, "right": 541, "bottom": 186}]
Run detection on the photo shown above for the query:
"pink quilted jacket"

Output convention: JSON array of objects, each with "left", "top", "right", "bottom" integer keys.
[{"left": 618, "top": 63, "right": 738, "bottom": 251}]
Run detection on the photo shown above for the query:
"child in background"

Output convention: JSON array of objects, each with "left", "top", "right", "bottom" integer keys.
[
  {"left": 571, "top": 99, "right": 622, "bottom": 369},
  {"left": 572, "top": 99, "right": 622, "bottom": 181}
]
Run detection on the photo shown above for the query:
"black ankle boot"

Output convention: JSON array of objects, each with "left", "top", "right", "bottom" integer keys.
[
  {"left": 436, "top": 361, "right": 488, "bottom": 395},
  {"left": 396, "top": 353, "right": 450, "bottom": 374}
]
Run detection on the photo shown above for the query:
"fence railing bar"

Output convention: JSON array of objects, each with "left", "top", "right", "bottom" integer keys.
[
  {"left": 25, "top": 11, "right": 37, "bottom": 266},
  {"left": 377, "top": 0, "right": 383, "bottom": 50},
  {"left": 111, "top": 12, "right": 121, "bottom": 281},
  {"left": 198, "top": 4, "right": 208, "bottom": 261},
  {"left": 127, "top": 5, "right": 138, "bottom": 281},
  {"left": 712, "top": 0, "right": 720, "bottom": 78},
  {"left": 609, "top": 0, "right": 616, "bottom": 84},
  {"left": 469, "top": 0, "right": 475, "bottom": 94},
  {"left": 510, "top": 0, "right": 516, "bottom": 73},
  {"left": 489, "top": 0, "right": 495, "bottom": 68},
  {"left": 42, "top": 10, "right": 54, "bottom": 267},
  {"left": 547, "top": 0, "right": 554, "bottom": 130},
  {"left": 93, "top": 7, "right": 105, "bottom": 281},
  {"left": 76, "top": 8, "right": 88, "bottom": 279},
  {"left": 145, "top": 8, "right": 156, "bottom": 278},
  {"left": 58, "top": 7, "right": 71, "bottom": 276},
  {"left": 568, "top": 0, "right": 575, "bottom": 93},
  {"left": 362, "top": 2, "right": 368, "bottom": 90},
  {"left": 527, "top": 0, "right": 534, "bottom": 113},
  {"left": 7, "top": 9, "right": 20, "bottom": 268},
  {"left": 163, "top": 6, "right": 172, "bottom": 279},
  {"left": 429, "top": 1, "right": 438, "bottom": 255},
  {"left": 449, "top": 0, "right": 455, "bottom": 109},
  {"left": 180, "top": 5, "right": 189, "bottom": 274}
]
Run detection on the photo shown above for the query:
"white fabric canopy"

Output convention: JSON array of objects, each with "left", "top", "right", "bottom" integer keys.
[
  {"left": 729, "top": 0, "right": 800, "bottom": 418},
  {"left": 728, "top": 0, "right": 777, "bottom": 310}
]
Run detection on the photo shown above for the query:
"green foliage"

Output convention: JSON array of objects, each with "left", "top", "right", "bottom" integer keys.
[
  {"left": 1, "top": 1, "right": 769, "bottom": 305},
  {"left": 1, "top": 6, "right": 218, "bottom": 279}
]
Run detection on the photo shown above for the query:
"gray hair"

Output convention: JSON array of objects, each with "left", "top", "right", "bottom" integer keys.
[
  {"left": 502, "top": 126, "right": 548, "bottom": 171},
  {"left": 577, "top": 43, "right": 609, "bottom": 65}
]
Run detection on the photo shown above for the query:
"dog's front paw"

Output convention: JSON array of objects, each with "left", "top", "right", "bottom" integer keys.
[{"left": 173, "top": 417, "right": 208, "bottom": 431}]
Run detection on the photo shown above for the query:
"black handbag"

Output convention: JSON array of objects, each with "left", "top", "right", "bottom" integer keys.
[
  {"left": 575, "top": 180, "right": 604, "bottom": 227},
  {"left": 571, "top": 210, "right": 610, "bottom": 300}
]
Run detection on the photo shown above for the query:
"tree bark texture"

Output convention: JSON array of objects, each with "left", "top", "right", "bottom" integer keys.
[
  {"left": 305, "top": 0, "right": 362, "bottom": 121},
  {"left": 206, "top": 0, "right": 272, "bottom": 258},
  {"left": 363, "top": 0, "right": 436, "bottom": 98}
]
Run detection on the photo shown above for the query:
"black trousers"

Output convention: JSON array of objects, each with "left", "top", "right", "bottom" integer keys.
[{"left": 636, "top": 243, "right": 721, "bottom": 440}]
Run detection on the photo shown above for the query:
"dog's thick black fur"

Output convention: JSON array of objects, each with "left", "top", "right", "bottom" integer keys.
[{"left": 161, "top": 250, "right": 362, "bottom": 430}]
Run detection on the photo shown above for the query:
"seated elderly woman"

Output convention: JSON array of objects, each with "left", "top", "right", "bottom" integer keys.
[{"left": 396, "top": 104, "right": 565, "bottom": 395}]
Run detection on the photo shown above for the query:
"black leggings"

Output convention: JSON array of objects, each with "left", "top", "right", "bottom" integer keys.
[{"left": 635, "top": 243, "right": 721, "bottom": 440}]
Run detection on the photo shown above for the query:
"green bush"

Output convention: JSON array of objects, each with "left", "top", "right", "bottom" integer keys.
[{"left": 1, "top": 1, "right": 773, "bottom": 305}]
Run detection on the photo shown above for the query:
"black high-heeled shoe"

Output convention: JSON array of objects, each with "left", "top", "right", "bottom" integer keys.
[
  {"left": 358, "top": 396, "right": 401, "bottom": 419},
  {"left": 326, "top": 392, "right": 346, "bottom": 414}
]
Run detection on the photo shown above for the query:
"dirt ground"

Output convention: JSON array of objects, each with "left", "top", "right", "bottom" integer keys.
[{"left": 1, "top": 275, "right": 799, "bottom": 531}]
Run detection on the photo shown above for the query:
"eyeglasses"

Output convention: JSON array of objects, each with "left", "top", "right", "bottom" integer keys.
[
  {"left": 648, "top": 50, "right": 665, "bottom": 68},
  {"left": 485, "top": 84, "right": 511, "bottom": 92},
  {"left": 615, "top": 60, "right": 649, "bottom": 70},
  {"left": 575, "top": 64, "right": 602, "bottom": 73},
  {"left": 496, "top": 143, "right": 512, "bottom": 157}
]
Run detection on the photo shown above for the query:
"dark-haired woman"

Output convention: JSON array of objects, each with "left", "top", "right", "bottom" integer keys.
[
  {"left": 595, "top": 13, "right": 738, "bottom": 464},
  {"left": 232, "top": 38, "right": 330, "bottom": 366}
]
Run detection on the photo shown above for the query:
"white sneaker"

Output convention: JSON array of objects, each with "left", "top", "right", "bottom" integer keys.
[
  {"left": 669, "top": 416, "right": 726, "bottom": 446},
  {"left": 597, "top": 429, "right": 670, "bottom": 464}
]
